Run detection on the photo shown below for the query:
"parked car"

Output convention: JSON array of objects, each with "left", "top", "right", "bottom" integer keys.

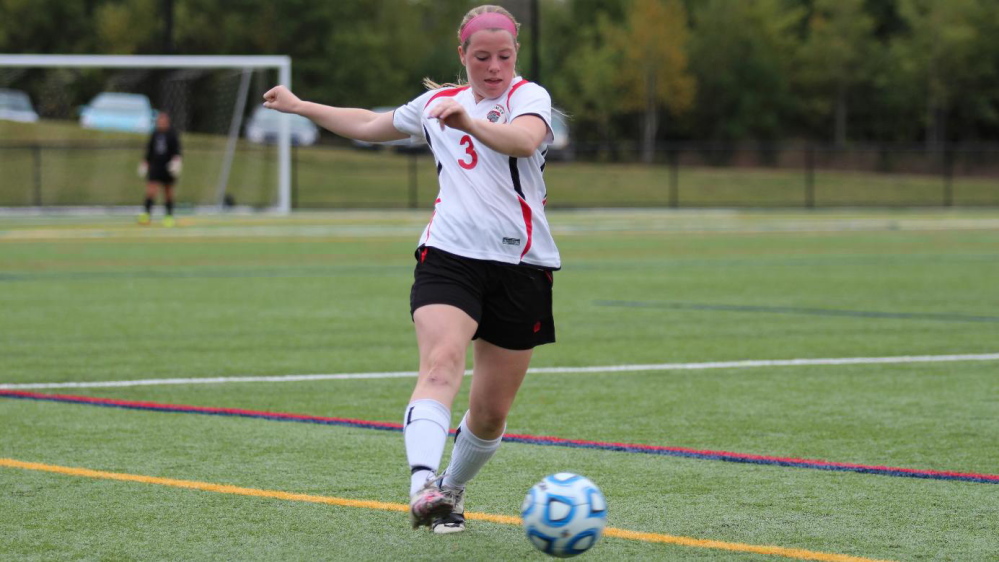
[
  {"left": 351, "top": 106, "right": 427, "bottom": 153},
  {"left": 245, "top": 106, "right": 319, "bottom": 146},
  {"left": 0, "top": 88, "right": 40, "bottom": 123},
  {"left": 546, "top": 112, "right": 574, "bottom": 161},
  {"left": 80, "top": 92, "right": 156, "bottom": 133}
]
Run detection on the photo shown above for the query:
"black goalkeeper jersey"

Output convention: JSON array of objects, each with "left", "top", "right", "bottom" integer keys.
[{"left": 145, "top": 129, "right": 181, "bottom": 168}]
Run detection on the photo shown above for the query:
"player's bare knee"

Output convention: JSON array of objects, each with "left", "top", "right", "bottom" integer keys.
[
  {"left": 419, "top": 350, "right": 465, "bottom": 389},
  {"left": 428, "top": 345, "right": 465, "bottom": 369}
]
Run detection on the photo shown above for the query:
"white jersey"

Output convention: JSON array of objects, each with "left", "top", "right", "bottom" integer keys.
[{"left": 393, "top": 78, "right": 560, "bottom": 270}]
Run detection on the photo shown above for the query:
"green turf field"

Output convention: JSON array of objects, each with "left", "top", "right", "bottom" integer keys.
[{"left": 1, "top": 209, "right": 997, "bottom": 561}]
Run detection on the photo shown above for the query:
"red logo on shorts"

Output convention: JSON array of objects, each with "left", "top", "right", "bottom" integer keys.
[{"left": 533, "top": 321, "right": 541, "bottom": 333}]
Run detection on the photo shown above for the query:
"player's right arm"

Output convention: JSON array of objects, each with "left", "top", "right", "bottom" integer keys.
[{"left": 262, "top": 85, "right": 407, "bottom": 143}]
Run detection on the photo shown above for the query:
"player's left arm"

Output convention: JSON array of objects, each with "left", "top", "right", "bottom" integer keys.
[{"left": 428, "top": 98, "right": 548, "bottom": 158}]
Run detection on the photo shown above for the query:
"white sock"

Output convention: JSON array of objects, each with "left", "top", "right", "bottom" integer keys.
[
  {"left": 403, "top": 399, "right": 451, "bottom": 495},
  {"left": 441, "top": 412, "right": 503, "bottom": 490}
]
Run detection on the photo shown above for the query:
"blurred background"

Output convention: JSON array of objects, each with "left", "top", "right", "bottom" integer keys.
[{"left": 1, "top": 0, "right": 998, "bottom": 209}]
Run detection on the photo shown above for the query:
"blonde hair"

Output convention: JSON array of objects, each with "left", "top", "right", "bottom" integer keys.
[{"left": 423, "top": 5, "right": 521, "bottom": 91}]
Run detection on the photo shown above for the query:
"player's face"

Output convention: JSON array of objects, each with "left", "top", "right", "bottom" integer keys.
[
  {"left": 459, "top": 30, "right": 518, "bottom": 102},
  {"left": 156, "top": 114, "right": 170, "bottom": 131}
]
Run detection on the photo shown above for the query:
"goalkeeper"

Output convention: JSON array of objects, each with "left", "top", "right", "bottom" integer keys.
[{"left": 138, "top": 112, "right": 182, "bottom": 227}]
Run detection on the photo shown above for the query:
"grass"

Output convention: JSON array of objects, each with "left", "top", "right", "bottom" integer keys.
[
  {"left": 2, "top": 119, "right": 997, "bottom": 208},
  {"left": 1, "top": 209, "right": 998, "bottom": 561}
]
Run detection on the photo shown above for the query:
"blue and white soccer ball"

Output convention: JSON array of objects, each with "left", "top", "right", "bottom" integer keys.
[{"left": 521, "top": 473, "right": 607, "bottom": 558}]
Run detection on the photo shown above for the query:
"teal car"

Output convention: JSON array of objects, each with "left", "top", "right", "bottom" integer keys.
[{"left": 80, "top": 92, "right": 156, "bottom": 134}]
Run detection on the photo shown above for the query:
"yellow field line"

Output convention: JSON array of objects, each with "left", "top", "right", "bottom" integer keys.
[
  {"left": 0, "top": 458, "right": 893, "bottom": 562},
  {"left": 0, "top": 458, "right": 405, "bottom": 512}
]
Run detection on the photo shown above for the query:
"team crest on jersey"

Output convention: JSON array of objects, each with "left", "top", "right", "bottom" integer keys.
[{"left": 486, "top": 104, "right": 507, "bottom": 123}]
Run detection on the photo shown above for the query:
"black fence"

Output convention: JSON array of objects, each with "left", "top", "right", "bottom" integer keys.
[
  {"left": 578, "top": 142, "right": 999, "bottom": 209},
  {"left": 2, "top": 141, "right": 998, "bottom": 209},
  {"left": 292, "top": 142, "right": 999, "bottom": 209}
]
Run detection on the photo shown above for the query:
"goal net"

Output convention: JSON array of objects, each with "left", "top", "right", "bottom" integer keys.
[{"left": 0, "top": 55, "right": 292, "bottom": 213}]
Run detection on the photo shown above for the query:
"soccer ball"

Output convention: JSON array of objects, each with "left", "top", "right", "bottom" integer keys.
[{"left": 521, "top": 473, "right": 607, "bottom": 558}]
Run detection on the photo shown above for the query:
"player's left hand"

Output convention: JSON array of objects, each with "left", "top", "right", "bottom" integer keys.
[
  {"left": 263, "top": 85, "right": 302, "bottom": 114},
  {"left": 427, "top": 98, "right": 473, "bottom": 133},
  {"left": 167, "top": 157, "right": 182, "bottom": 177}
]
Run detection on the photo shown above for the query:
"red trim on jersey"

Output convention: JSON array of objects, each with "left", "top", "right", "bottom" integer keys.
[
  {"left": 423, "top": 198, "right": 442, "bottom": 244},
  {"left": 506, "top": 79, "right": 529, "bottom": 112},
  {"left": 425, "top": 86, "right": 470, "bottom": 109},
  {"left": 517, "top": 196, "right": 533, "bottom": 260}
]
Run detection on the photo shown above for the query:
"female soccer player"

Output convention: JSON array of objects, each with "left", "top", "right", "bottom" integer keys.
[
  {"left": 263, "top": 5, "right": 559, "bottom": 534},
  {"left": 138, "top": 112, "right": 182, "bottom": 227}
]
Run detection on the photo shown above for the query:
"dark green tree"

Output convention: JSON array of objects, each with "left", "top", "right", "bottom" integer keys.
[
  {"left": 549, "top": 15, "right": 623, "bottom": 152},
  {"left": 892, "top": 0, "right": 997, "bottom": 147},
  {"left": 0, "top": 0, "right": 97, "bottom": 53},
  {"left": 687, "top": 0, "right": 805, "bottom": 144},
  {"left": 795, "top": 0, "right": 877, "bottom": 146}
]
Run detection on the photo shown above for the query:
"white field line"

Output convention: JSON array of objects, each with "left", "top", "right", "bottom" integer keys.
[{"left": 2, "top": 353, "right": 998, "bottom": 390}]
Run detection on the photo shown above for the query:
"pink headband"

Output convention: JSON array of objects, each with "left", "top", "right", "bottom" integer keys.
[{"left": 460, "top": 12, "right": 518, "bottom": 44}]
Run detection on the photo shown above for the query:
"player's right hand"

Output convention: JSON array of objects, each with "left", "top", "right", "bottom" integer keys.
[{"left": 262, "top": 86, "right": 301, "bottom": 114}]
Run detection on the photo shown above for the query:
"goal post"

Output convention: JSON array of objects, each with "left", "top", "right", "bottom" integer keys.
[{"left": 0, "top": 54, "right": 293, "bottom": 214}]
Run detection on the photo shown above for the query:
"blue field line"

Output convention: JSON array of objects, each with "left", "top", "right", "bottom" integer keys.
[{"left": 3, "top": 389, "right": 996, "bottom": 485}]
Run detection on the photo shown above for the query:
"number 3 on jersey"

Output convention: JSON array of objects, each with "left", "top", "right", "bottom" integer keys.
[{"left": 458, "top": 135, "right": 478, "bottom": 169}]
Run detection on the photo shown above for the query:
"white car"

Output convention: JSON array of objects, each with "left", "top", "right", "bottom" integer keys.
[
  {"left": 80, "top": 92, "right": 156, "bottom": 133},
  {"left": 0, "top": 89, "right": 40, "bottom": 123},
  {"left": 245, "top": 106, "right": 319, "bottom": 146}
]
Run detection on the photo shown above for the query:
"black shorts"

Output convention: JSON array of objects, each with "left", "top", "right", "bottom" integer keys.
[
  {"left": 410, "top": 246, "right": 556, "bottom": 351},
  {"left": 147, "top": 165, "right": 176, "bottom": 185}
]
